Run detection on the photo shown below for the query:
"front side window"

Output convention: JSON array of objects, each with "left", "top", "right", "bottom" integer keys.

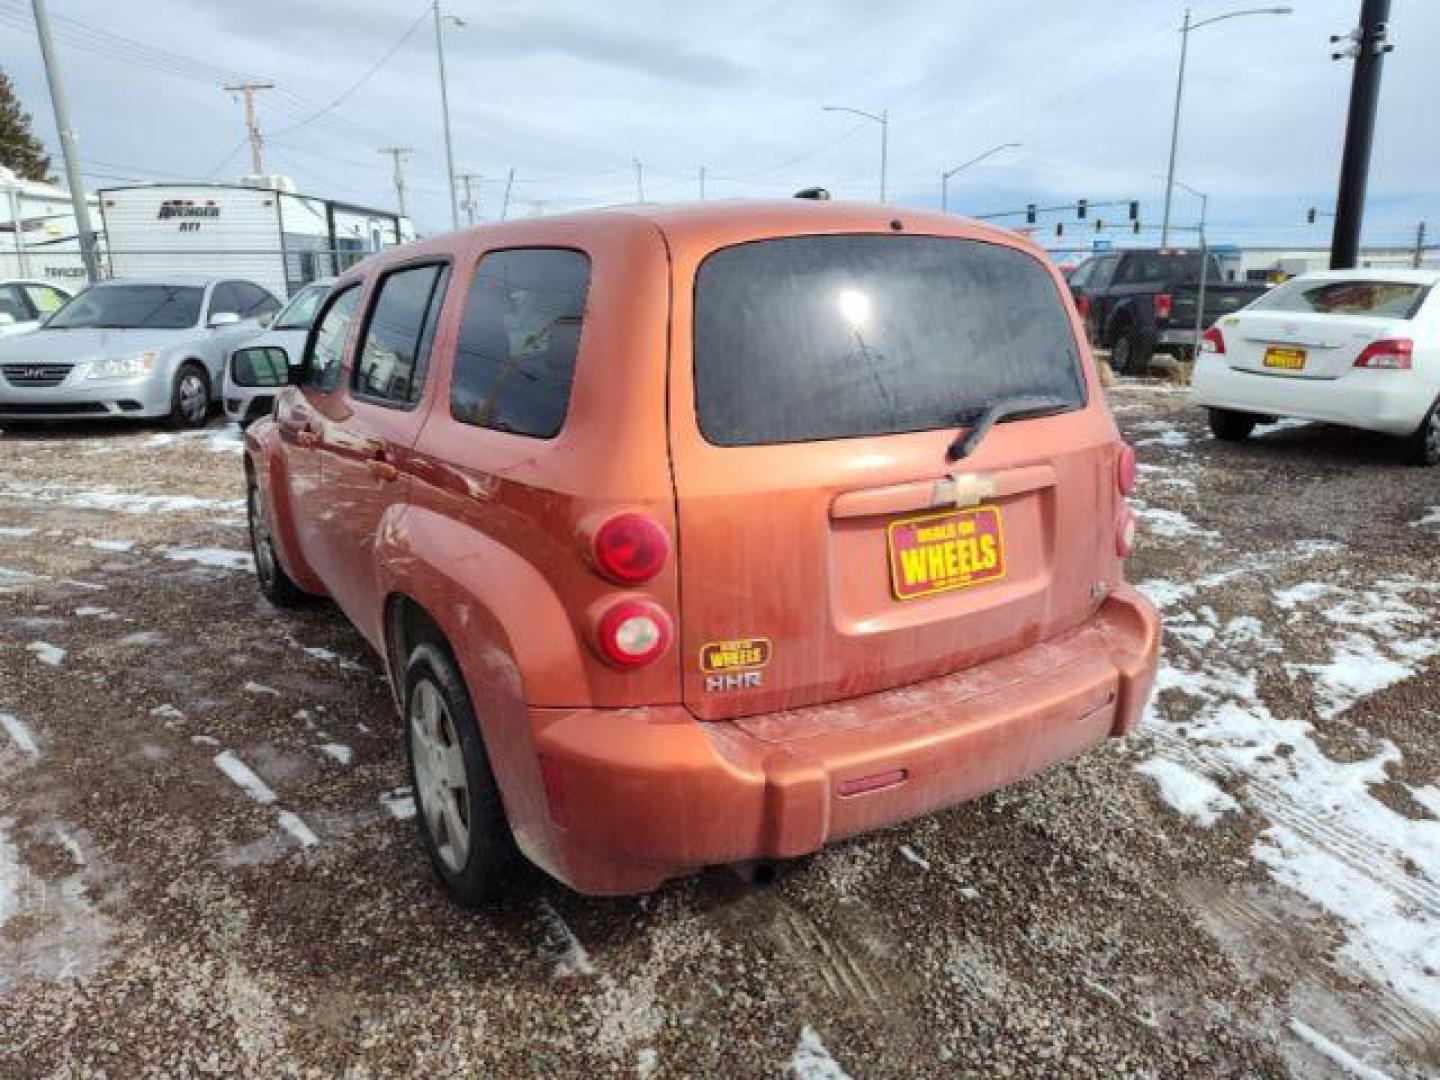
[
  {"left": 234, "top": 281, "right": 279, "bottom": 319},
  {"left": 302, "top": 285, "right": 360, "bottom": 391},
  {"left": 450, "top": 249, "right": 591, "bottom": 438},
  {"left": 1250, "top": 278, "right": 1430, "bottom": 319},
  {"left": 353, "top": 263, "right": 449, "bottom": 406},
  {"left": 25, "top": 285, "right": 67, "bottom": 314},
  {"left": 209, "top": 283, "right": 242, "bottom": 319},
  {"left": 693, "top": 235, "right": 1085, "bottom": 446},
  {"left": 47, "top": 284, "right": 204, "bottom": 330}
]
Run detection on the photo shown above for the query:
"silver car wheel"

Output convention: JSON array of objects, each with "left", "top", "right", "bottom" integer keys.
[
  {"left": 179, "top": 371, "right": 208, "bottom": 423},
  {"left": 409, "top": 677, "right": 471, "bottom": 873}
]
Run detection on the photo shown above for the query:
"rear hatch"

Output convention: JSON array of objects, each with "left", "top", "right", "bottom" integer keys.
[
  {"left": 1219, "top": 277, "right": 1430, "bottom": 379},
  {"left": 667, "top": 230, "right": 1118, "bottom": 720}
]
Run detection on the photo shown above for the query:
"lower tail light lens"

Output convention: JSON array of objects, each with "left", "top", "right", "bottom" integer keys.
[
  {"left": 1116, "top": 504, "right": 1136, "bottom": 558},
  {"left": 1354, "top": 338, "right": 1413, "bottom": 370},
  {"left": 1075, "top": 295, "right": 1090, "bottom": 320},
  {"left": 592, "top": 512, "right": 670, "bottom": 584},
  {"left": 1117, "top": 443, "right": 1137, "bottom": 496},
  {"left": 1200, "top": 327, "right": 1226, "bottom": 354},
  {"left": 1153, "top": 292, "right": 1173, "bottom": 321},
  {"left": 596, "top": 599, "right": 673, "bottom": 668}
]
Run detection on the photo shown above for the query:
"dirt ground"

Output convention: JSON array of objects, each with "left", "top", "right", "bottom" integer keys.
[{"left": 0, "top": 383, "right": 1437, "bottom": 1078}]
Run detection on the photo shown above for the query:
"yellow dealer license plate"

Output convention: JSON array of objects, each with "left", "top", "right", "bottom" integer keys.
[
  {"left": 887, "top": 506, "right": 1006, "bottom": 601},
  {"left": 1263, "top": 346, "right": 1307, "bottom": 370}
]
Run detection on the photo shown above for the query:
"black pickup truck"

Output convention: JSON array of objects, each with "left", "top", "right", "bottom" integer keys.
[{"left": 1066, "top": 250, "right": 1269, "bottom": 373}]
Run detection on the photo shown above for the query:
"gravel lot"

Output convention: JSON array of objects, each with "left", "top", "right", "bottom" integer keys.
[{"left": 1, "top": 383, "right": 1437, "bottom": 1077}]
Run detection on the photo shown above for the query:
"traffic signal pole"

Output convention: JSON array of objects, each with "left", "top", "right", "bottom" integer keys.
[{"left": 1329, "top": 0, "right": 1393, "bottom": 270}]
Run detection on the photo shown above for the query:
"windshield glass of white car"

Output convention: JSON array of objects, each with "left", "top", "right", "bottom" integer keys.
[
  {"left": 48, "top": 285, "right": 205, "bottom": 330},
  {"left": 1250, "top": 278, "right": 1429, "bottom": 319},
  {"left": 273, "top": 284, "right": 329, "bottom": 330}
]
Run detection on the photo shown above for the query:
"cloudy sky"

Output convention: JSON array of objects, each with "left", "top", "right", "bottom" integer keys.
[{"left": 3, "top": 0, "right": 1436, "bottom": 252}]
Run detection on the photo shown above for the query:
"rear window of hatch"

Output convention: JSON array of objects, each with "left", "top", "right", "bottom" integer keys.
[{"left": 692, "top": 234, "right": 1086, "bottom": 447}]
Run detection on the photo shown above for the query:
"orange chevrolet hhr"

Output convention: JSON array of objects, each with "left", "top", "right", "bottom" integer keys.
[{"left": 243, "top": 200, "right": 1160, "bottom": 903}]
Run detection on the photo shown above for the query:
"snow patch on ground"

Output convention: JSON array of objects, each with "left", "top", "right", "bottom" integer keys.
[
  {"left": 898, "top": 844, "right": 931, "bottom": 871},
  {"left": 214, "top": 751, "right": 278, "bottom": 805},
  {"left": 380, "top": 788, "right": 415, "bottom": 820},
  {"left": 0, "top": 526, "right": 37, "bottom": 538},
  {"left": 789, "top": 1026, "right": 852, "bottom": 1079},
  {"left": 318, "top": 743, "right": 351, "bottom": 765},
  {"left": 1410, "top": 506, "right": 1440, "bottom": 529},
  {"left": 26, "top": 641, "right": 65, "bottom": 667},
  {"left": 1135, "top": 757, "right": 1237, "bottom": 827},
  {"left": 243, "top": 681, "right": 279, "bottom": 696},
  {"left": 0, "top": 820, "right": 21, "bottom": 928},
  {"left": 161, "top": 547, "right": 255, "bottom": 573},
  {"left": 1136, "top": 505, "right": 1217, "bottom": 541},
  {"left": 0, "top": 482, "right": 244, "bottom": 517},
  {"left": 77, "top": 537, "right": 135, "bottom": 553},
  {"left": 1287, "top": 1018, "right": 1394, "bottom": 1080},
  {"left": 537, "top": 899, "right": 597, "bottom": 978},
  {"left": 277, "top": 811, "right": 319, "bottom": 849},
  {"left": 0, "top": 713, "right": 39, "bottom": 760}
]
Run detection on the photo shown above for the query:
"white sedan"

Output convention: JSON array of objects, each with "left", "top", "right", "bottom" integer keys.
[{"left": 1191, "top": 268, "right": 1440, "bottom": 465}]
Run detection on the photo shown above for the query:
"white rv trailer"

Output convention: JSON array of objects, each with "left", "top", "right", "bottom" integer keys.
[{"left": 99, "top": 179, "right": 416, "bottom": 299}]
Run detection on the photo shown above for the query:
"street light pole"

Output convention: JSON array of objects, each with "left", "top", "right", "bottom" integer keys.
[
  {"left": 823, "top": 105, "right": 889, "bottom": 203},
  {"left": 941, "top": 142, "right": 1021, "bottom": 213},
  {"left": 1161, "top": 6, "right": 1292, "bottom": 246},
  {"left": 30, "top": 0, "right": 100, "bottom": 283},
  {"left": 433, "top": 1, "right": 462, "bottom": 231}
]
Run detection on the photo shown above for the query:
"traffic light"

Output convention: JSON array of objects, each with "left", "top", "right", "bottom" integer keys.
[
  {"left": 1055, "top": 221, "right": 1064, "bottom": 237},
  {"left": 1306, "top": 207, "right": 1317, "bottom": 224},
  {"left": 1077, "top": 199, "right": 1087, "bottom": 219},
  {"left": 1095, "top": 219, "right": 1104, "bottom": 232},
  {"left": 1128, "top": 200, "right": 1140, "bottom": 221},
  {"left": 1026, "top": 204, "right": 1037, "bottom": 224},
  {"left": 1132, "top": 219, "right": 1141, "bottom": 234}
]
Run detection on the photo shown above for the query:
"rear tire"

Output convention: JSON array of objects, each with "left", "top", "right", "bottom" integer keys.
[
  {"left": 168, "top": 362, "right": 211, "bottom": 430},
  {"left": 1110, "top": 324, "right": 1154, "bottom": 376},
  {"left": 246, "top": 469, "right": 309, "bottom": 607},
  {"left": 1208, "top": 407, "right": 1258, "bottom": 442},
  {"left": 1404, "top": 397, "right": 1440, "bottom": 466},
  {"left": 404, "top": 641, "right": 519, "bottom": 907}
]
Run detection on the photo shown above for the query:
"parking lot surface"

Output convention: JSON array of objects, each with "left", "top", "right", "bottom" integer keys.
[{"left": 1, "top": 384, "right": 1437, "bottom": 1077}]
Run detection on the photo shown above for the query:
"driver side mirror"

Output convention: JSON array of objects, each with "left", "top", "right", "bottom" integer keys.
[
  {"left": 208, "top": 311, "right": 242, "bottom": 329},
  {"left": 230, "top": 346, "right": 294, "bottom": 388},
  {"left": 257, "top": 310, "right": 275, "bottom": 329}
]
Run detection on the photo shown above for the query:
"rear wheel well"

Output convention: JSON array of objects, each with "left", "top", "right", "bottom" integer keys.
[{"left": 385, "top": 594, "right": 450, "bottom": 697}]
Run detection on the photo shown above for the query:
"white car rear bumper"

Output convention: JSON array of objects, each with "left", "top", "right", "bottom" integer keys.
[{"left": 1191, "top": 357, "right": 1434, "bottom": 436}]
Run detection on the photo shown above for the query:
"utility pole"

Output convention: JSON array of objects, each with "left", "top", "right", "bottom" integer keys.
[
  {"left": 224, "top": 81, "right": 274, "bottom": 175},
  {"left": 1329, "top": 0, "right": 1394, "bottom": 269},
  {"left": 456, "top": 171, "right": 482, "bottom": 226},
  {"left": 1414, "top": 221, "right": 1427, "bottom": 269},
  {"left": 378, "top": 147, "right": 411, "bottom": 217},
  {"left": 432, "top": 1, "right": 463, "bottom": 230},
  {"left": 633, "top": 158, "right": 645, "bottom": 203},
  {"left": 30, "top": 0, "right": 99, "bottom": 283},
  {"left": 500, "top": 168, "right": 515, "bottom": 221}
]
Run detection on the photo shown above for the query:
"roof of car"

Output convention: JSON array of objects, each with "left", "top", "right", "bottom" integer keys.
[
  {"left": 1284, "top": 267, "right": 1440, "bottom": 285},
  {"left": 0, "top": 278, "right": 73, "bottom": 289},
  {"left": 93, "top": 276, "right": 226, "bottom": 288}
]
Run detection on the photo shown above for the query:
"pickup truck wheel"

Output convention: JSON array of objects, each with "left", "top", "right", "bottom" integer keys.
[
  {"left": 1111, "top": 325, "right": 1154, "bottom": 376},
  {"left": 1404, "top": 397, "right": 1440, "bottom": 466},
  {"left": 405, "top": 641, "right": 519, "bottom": 906},
  {"left": 1208, "top": 407, "right": 1257, "bottom": 442},
  {"left": 245, "top": 472, "right": 308, "bottom": 606},
  {"left": 168, "top": 362, "right": 211, "bottom": 430}
]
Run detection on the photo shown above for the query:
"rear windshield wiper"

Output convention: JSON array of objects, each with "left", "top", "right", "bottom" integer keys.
[{"left": 946, "top": 394, "right": 1075, "bottom": 462}]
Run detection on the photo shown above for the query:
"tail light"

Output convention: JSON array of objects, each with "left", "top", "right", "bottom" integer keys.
[
  {"left": 1075, "top": 295, "right": 1090, "bottom": 320},
  {"left": 595, "top": 599, "right": 673, "bottom": 669},
  {"left": 1117, "top": 443, "right": 1136, "bottom": 496},
  {"left": 1353, "top": 338, "right": 1413, "bottom": 370},
  {"left": 1153, "top": 293, "right": 1173, "bottom": 321},
  {"left": 1200, "top": 327, "right": 1226, "bottom": 354},
  {"left": 1116, "top": 504, "right": 1136, "bottom": 558},
  {"left": 592, "top": 512, "right": 670, "bottom": 584}
]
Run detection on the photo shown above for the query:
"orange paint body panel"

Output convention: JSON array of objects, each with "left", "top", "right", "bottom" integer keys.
[{"left": 245, "top": 200, "right": 1161, "bottom": 898}]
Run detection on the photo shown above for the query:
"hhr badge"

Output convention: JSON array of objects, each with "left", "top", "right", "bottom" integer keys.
[{"left": 700, "top": 637, "right": 771, "bottom": 692}]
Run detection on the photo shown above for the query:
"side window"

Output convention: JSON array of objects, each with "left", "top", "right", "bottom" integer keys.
[
  {"left": 0, "top": 285, "right": 30, "bottom": 322},
  {"left": 25, "top": 286, "right": 66, "bottom": 314},
  {"left": 209, "top": 282, "right": 242, "bottom": 318},
  {"left": 302, "top": 285, "right": 360, "bottom": 392},
  {"left": 1090, "top": 257, "right": 1118, "bottom": 289},
  {"left": 450, "top": 249, "right": 591, "bottom": 438},
  {"left": 235, "top": 282, "right": 279, "bottom": 319},
  {"left": 1068, "top": 261, "right": 1093, "bottom": 288},
  {"left": 352, "top": 263, "right": 449, "bottom": 406}
]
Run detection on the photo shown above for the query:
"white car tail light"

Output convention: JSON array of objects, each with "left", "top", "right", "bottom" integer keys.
[{"left": 1353, "top": 338, "right": 1413, "bottom": 370}]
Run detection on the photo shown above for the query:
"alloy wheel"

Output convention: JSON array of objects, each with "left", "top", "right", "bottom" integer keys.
[
  {"left": 409, "top": 677, "right": 471, "bottom": 873},
  {"left": 179, "top": 372, "right": 208, "bottom": 424},
  {"left": 246, "top": 480, "right": 276, "bottom": 587}
]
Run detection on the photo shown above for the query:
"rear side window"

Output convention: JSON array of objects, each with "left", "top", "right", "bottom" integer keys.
[
  {"left": 693, "top": 235, "right": 1084, "bottom": 446},
  {"left": 25, "top": 285, "right": 67, "bottom": 313},
  {"left": 1250, "top": 278, "right": 1430, "bottom": 319},
  {"left": 353, "top": 263, "right": 450, "bottom": 406},
  {"left": 302, "top": 285, "right": 360, "bottom": 392},
  {"left": 234, "top": 281, "right": 280, "bottom": 319},
  {"left": 450, "top": 249, "right": 590, "bottom": 438}
]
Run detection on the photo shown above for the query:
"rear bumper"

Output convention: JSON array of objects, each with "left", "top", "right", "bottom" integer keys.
[
  {"left": 527, "top": 585, "right": 1160, "bottom": 895},
  {"left": 1191, "top": 358, "right": 1433, "bottom": 435}
]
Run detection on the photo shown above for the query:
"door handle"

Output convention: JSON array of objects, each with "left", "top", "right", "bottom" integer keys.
[
  {"left": 296, "top": 429, "right": 320, "bottom": 448},
  {"left": 368, "top": 459, "right": 399, "bottom": 482}
]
